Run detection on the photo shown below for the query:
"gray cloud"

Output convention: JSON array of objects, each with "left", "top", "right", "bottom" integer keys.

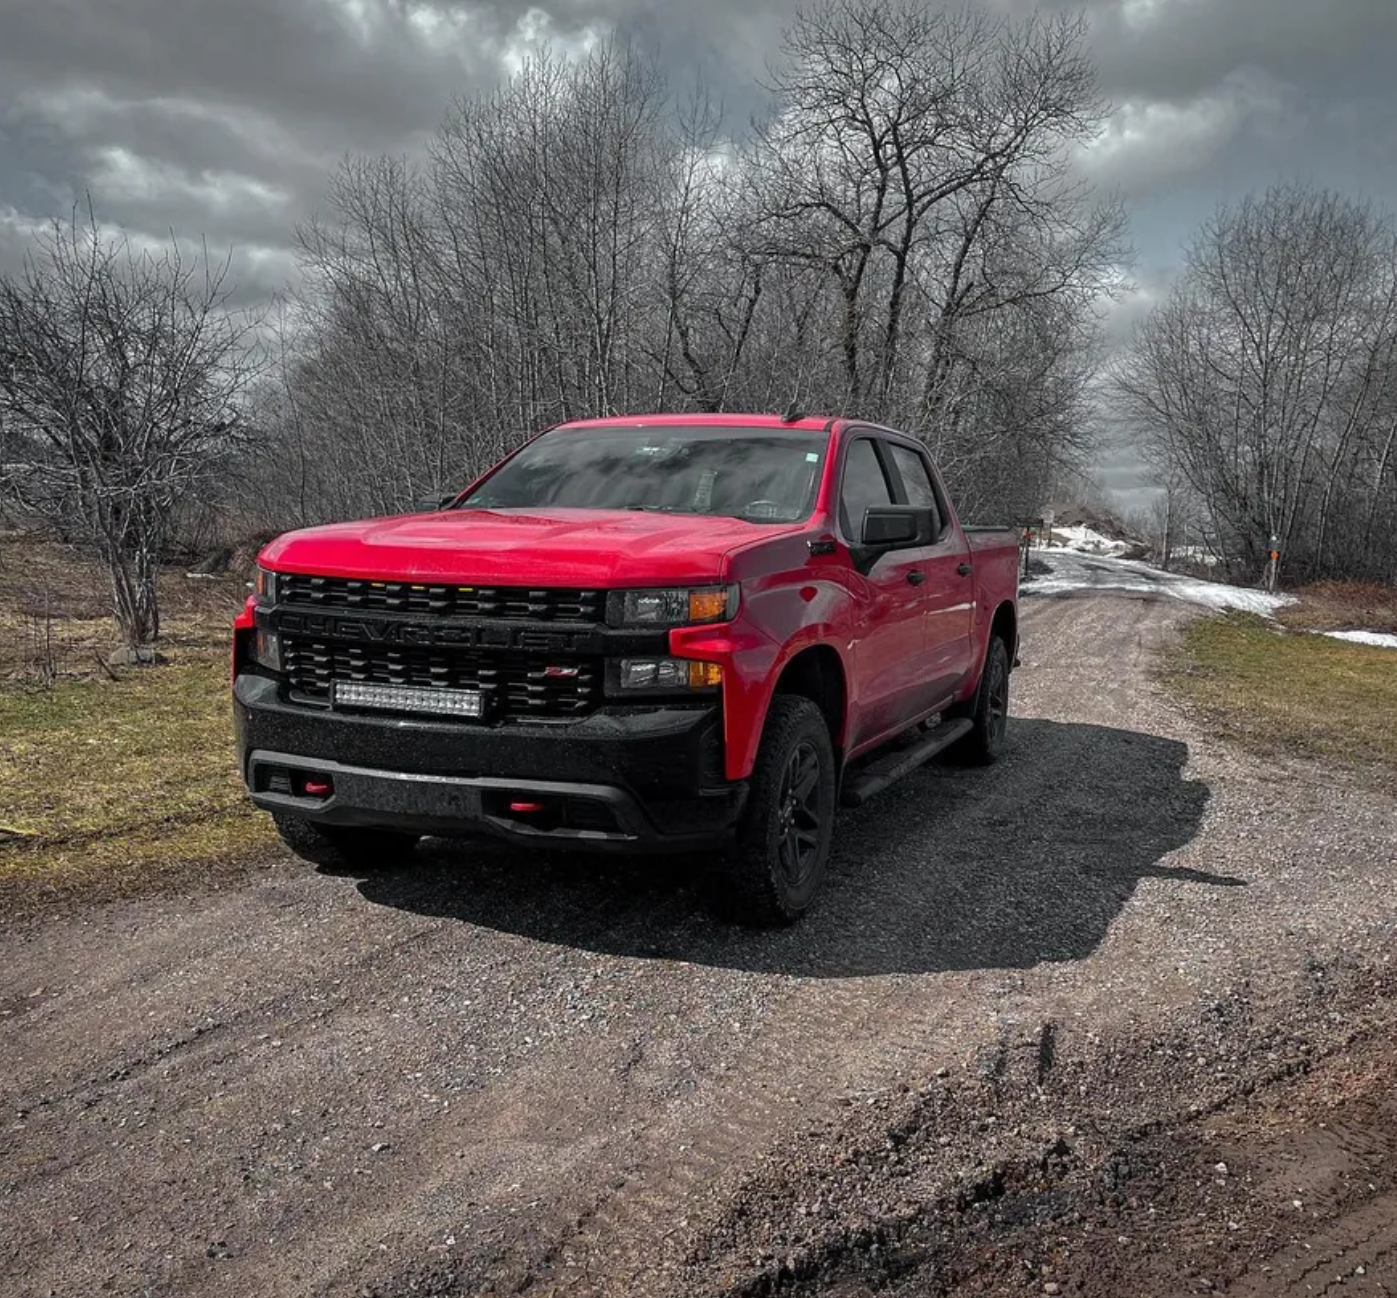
[
  {"left": 8, "top": 0, "right": 1396, "bottom": 259},
  {"left": 5, "top": 1, "right": 495, "bottom": 142},
  {"left": 4, "top": 0, "right": 1397, "bottom": 498}
]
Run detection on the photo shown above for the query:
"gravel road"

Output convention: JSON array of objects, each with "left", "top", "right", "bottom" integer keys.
[{"left": 3, "top": 584, "right": 1396, "bottom": 1297}]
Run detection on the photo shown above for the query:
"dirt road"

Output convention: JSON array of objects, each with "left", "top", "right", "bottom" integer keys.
[{"left": 4, "top": 588, "right": 1396, "bottom": 1297}]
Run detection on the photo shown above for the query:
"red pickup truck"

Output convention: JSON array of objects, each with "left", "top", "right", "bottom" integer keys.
[{"left": 233, "top": 414, "right": 1019, "bottom": 924}]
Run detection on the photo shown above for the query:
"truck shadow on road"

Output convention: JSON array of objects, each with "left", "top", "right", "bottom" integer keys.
[{"left": 354, "top": 718, "right": 1237, "bottom": 977}]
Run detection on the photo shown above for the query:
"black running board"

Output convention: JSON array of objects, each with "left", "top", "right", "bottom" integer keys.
[{"left": 839, "top": 718, "right": 974, "bottom": 808}]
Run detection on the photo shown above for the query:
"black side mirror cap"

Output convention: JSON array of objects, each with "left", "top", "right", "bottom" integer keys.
[{"left": 860, "top": 506, "right": 936, "bottom": 548}]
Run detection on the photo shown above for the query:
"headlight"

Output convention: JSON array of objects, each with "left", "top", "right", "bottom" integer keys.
[
  {"left": 255, "top": 566, "right": 279, "bottom": 607},
  {"left": 608, "top": 585, "right": 738, "bottom": 628},
  {"left": 617, "top": 658, "right": 723, "bottom": 692}
]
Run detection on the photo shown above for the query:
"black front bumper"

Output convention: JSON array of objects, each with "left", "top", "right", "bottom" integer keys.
[{"left": 234, "top": 674, "right": 746, "bottom": 852}]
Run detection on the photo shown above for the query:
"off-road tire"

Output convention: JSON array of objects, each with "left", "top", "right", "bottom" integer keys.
[
  {"left": 271, "top": 813, "right": 418, "bottom": 873},
  {"left": 714, "top": 696, "right": 836, "bottom": 927},
  {"left": 953, "top": 635, "right": 1010, "bottom": 766}
]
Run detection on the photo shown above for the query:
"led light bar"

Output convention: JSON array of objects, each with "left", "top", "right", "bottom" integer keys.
[{"left": 333, "top": 681, "right": 485, "bottom": 719}]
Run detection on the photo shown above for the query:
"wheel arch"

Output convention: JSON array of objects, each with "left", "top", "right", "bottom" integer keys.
[
  {"left": 989, "top": 600, "right": 1018, "bottom": 667},
  {"left": 770, "top": 644, "right": 848, "bottom": 764}
]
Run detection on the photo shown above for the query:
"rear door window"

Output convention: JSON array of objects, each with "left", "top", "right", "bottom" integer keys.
[{"left": 888, "top": 443, "right": 944, "bottom": 537}]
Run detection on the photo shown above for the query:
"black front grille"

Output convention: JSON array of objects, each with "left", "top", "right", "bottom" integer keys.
[
  {"left": 280, "top": 574, "right": 604, "bottom": 623},
  {"left": 282, "top": 636, "right": 602, "bottom": 722}
]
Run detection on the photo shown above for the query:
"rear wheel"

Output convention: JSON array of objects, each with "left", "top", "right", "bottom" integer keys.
[
  {"left": 714, "top": 696, "right": 836, "bottom": 926},
  {"left": 954, "top": 636, "right": 1010, "bottom": 765},
  {"left": 271, "top": 813, "right": 419, "bottom": 872}
]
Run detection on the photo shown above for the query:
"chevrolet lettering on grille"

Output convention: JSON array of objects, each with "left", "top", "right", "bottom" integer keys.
[{"left": 275, "top": 611, "right": 592, "bottom": 654}]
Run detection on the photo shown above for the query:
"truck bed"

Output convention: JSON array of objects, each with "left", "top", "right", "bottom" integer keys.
[{"left": 963, "top": 525, "right": 1019, "bottom": 549}]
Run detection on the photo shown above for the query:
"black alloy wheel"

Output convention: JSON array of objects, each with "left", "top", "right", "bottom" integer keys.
[
  {"left": 717, "top": 695, "right": 836, "bottom": 925},
  {"left": 954, "top": 635, "right": 1011, "bottom": 765},
  {"left": 776, "top": 739, "right": 824, "bottom": 893}
]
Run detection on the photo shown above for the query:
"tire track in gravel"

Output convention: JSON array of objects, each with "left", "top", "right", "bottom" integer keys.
[
  {"left": 1226, "top": 1088, "right": 1397, "bottom": 1297},
  {"left": 1229, "top": 1195, "right": 1397, "bottom": 1296}
]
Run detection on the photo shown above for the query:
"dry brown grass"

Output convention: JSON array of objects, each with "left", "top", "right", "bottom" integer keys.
[
  {"left": 0, "top": 647, "right": 277, "bottom": 918},
  {"left": 1277, "top": 580, "right": 1397, "bottom": 635},
  {"left": 0, "top": 536, "right": 273, "bottom": 918},
  {"left": 1165, "top": 611, "right": 1397, "bottom": 776}
]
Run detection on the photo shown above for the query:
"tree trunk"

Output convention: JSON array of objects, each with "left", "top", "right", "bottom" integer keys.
[{"left": 108, "top": 542, "right": 161, "bottom": 650}]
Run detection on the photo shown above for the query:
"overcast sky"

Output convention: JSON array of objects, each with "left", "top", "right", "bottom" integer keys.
[{"left": 5, "top": 0, "right": 1397, "bottom": 503}]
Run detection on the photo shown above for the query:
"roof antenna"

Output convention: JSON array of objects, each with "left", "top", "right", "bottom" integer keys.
[{"left": 780, "top": 397, "right": 806, "bottom": 424}]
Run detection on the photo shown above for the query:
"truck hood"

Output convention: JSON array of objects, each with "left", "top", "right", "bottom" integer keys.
[{"left": 259, "top": 507, "right": 807, "bottom": 587}]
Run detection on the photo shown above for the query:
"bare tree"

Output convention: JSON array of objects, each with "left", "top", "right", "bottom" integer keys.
[
  {"left": 1116, "top": 184, "right": 1397, "bottom": 583},
  {"left": 430, "top": 40, "right": 672, "bottom": 430},
  {"left": 0, "top": 207, "right": 262, "bottom": 650},
  {"left": 743, "top": 2, "right": 1124, "bottom": 418},
  {"left": 1129, "top": 468, "right": 1201, "bottom": 569}
]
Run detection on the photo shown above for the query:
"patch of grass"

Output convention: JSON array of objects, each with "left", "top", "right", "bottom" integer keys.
[
  {"left": 1278, "top": 581, "right": 1397, "bottom": 636},
  {"left": 0, "top": 533, "right": 250, "bottom": 682},
  {"left": 0, "top": 647, "right": 276, "bottom": 918},
  {"left": 1164, "top": 611, "right": 1397, "bottom": 775}
]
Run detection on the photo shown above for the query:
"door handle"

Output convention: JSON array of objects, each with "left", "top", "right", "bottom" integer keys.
[
  {"left": 957, "top": 562, "right": 973, "bottom": 576},
  {"left": 907, "top": 570, "right": 927, "bottom": 586}
]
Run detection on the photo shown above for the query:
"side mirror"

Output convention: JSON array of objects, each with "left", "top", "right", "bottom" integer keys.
[{"left": 861, "top": 506, "right": 934, "bottom": 548}]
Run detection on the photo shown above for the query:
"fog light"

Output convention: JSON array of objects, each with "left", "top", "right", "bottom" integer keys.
[{"left": 618, "top": 658, "right": 722, "bottom": 691}]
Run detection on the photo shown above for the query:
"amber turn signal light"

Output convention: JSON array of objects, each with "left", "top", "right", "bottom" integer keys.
[{"left": 688, "top": 589, "right": 731, "bottom": 622}]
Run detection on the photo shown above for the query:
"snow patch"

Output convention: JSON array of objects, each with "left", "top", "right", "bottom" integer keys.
[
  {"left": 1157, "top": 578, "right": 1293, "bottom": 616},
  {"left": 1044, "top": 525, "right": 1130, "bottom": 555},
  {"left": 1024, "top": 551, "right": 1294, "bottom": 616},
  {"left": 1172, "top": 545, "right": 1222, "bottom": 567},
  {"left": 1321, "top": 630, "right": 1397, "bottom": 650}
]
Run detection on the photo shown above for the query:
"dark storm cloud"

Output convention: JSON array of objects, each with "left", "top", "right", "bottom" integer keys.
[
  {"left": 8, "top": 0, "right": 1397, "bottom": 256},
  {"left": 1, "top": 0, "right": 581, "bottom": 274}
]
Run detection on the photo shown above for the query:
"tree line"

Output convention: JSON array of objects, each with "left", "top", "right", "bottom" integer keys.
[
  {"left": 1, "top": 0, "right": 1393, "bottom": 651},
  {"left": 253, "top": 2, "right": 1122, "bottom": 532}
]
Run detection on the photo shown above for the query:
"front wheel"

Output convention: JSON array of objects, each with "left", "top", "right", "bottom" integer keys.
[
  {"left": 954, "top": 636, "right": 1010, "bottom": 765},
  {"left": 271, "top": 813, "right": 419, "bottom": 873},
  {"left": 714, "top": 696, "right": 836, "bottom": 926}
]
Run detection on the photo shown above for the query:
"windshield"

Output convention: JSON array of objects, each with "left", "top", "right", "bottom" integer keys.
[{"left": 458, "top": 425, "right": 829, "bottom": 523}]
